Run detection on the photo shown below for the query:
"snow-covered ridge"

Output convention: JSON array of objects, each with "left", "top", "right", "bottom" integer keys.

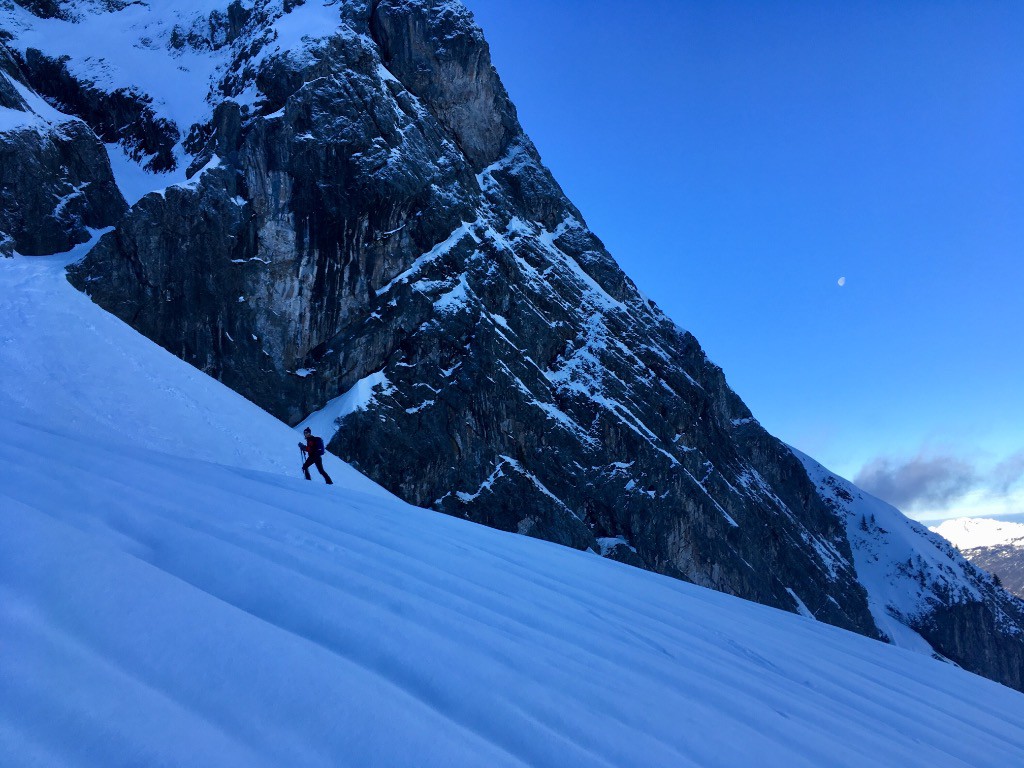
[
  {"left": 795, "top": 447, "right": 1024, "bottom": 657},
  {"left": 1, "top": 0, "right": 229, "bottom": 152},
  {"left": 0, "top": 0, "right": 348, "bottom": 121},
  {"left": 933, "top": 517, "right": 1024, "bottom": 551},
  {"left": 0, "top": 68, "right": 76, "bottom": 133},
  {"left": 0, "top": 0, "right": 363, "bottom": 193},
  {"left": 4, "top": 252, "right": 1024, "bottom": 765}
]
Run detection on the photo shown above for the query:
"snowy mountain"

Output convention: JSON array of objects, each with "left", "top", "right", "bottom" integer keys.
[
  {"left": 3, "top": 0, "right": 1024, "bottom": 694},
  {"left": 800, "top": 455, "right": 1024, "bottom": 688},
  {"left": 4, "top": 245, "right": 1024, "bottom": 766},
  {"left": 934, "top": 517, "right": 1024, "bottom": 550},
  {"left": 933, "top": 518, "right": 1024, "bottom": 599}
]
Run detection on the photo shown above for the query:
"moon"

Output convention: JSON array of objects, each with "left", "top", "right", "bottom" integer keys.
[{"left": 838, "top": 276, "right": 847, "bottom": 287}]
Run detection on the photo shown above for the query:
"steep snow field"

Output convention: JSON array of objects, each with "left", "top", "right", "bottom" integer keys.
[
  {"left": 0, "top": 236, "right": 384, "bottom": 495},
  {"left": 4, "top": 252, "right": 1024, "bottom": 766}
]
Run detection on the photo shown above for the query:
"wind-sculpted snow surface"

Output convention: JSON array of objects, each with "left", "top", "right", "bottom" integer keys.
[
  {"left": 5, "top": 0, "right": 1024, "bottom": 689},
  {"left": 4, "top": 256, "right": 1024, "bottom": 766}
]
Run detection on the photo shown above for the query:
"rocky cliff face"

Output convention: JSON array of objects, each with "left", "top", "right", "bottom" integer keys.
[
  {"left": 4, "top": 0, "right": 1023, "bottom": 690},
  {"left": 48, "top": 0, "right": 879, "bottom": 637},
  {"left": 0, "top": 41, "right": 124, "bottom": 256}
]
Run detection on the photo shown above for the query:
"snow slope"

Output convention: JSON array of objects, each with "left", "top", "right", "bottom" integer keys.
[
  {"left": 4, "top": 252, "right": 1024, "bottom": 765},
  {"left": 0, "top": 236, "right": 385, "bottom": 496}
]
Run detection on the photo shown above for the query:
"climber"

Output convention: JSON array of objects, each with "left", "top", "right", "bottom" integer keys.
[{"left": 299, "top": 427, "right": 333, "bottom": 485}]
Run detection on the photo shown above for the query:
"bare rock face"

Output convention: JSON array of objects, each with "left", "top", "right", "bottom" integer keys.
[
  {"left": 7, "top": 0, "right": 1024, "bottom": 690},
  {"left": 371, "top": 0, "right": 519, "bottom": 171},
  {"left": 71, "top": 22, "right": 481, "bottom": 419},
  {"left": 920, "top": 602, "right": 1024, "bottom": 691},
  {"left": 0, "top": 43, "right": 125, "bottom": 255}
]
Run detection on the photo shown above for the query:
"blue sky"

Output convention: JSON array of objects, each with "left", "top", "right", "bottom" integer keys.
[{"left": 466, "top": 0, "right": 1024, "bottom": 520}]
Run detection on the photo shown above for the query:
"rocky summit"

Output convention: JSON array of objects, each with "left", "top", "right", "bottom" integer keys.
[{"left": 3, "top": 0, "right": 1023, "bottom": 690}]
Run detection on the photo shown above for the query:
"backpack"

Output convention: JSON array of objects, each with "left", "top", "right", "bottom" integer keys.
[{"left": 313, "top": 436, "right": 325, "bottom": 456}]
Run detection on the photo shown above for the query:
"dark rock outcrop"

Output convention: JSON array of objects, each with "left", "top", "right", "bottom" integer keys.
[
  {"left": 371, "top": 0, "right": 520, "bottom": 171},
  {"left": 18, "top": 48, "right": 180, "bottom": 172},
  {"left": 0, "top": 42, "right": 125, "bottom": 255},
  {"left": 919, "top": 602, "right": 1024, "bottom": 691},
  {"left": 16, "top": 0, "right": 63, "bottom": 19}
]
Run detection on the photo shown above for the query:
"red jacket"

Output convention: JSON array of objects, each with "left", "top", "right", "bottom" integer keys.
[{"left": 300, "top": 435, "right": 324, "bottom": 456}]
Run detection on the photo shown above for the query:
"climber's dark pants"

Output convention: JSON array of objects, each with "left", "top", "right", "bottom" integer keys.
[{"left": 303, "top": 454, "right": 333, "bottom": 484}]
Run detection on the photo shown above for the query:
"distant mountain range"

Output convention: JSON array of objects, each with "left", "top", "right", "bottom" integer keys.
[{"left": 932, "top": 518, "right": 1024, "bottom": 599}]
